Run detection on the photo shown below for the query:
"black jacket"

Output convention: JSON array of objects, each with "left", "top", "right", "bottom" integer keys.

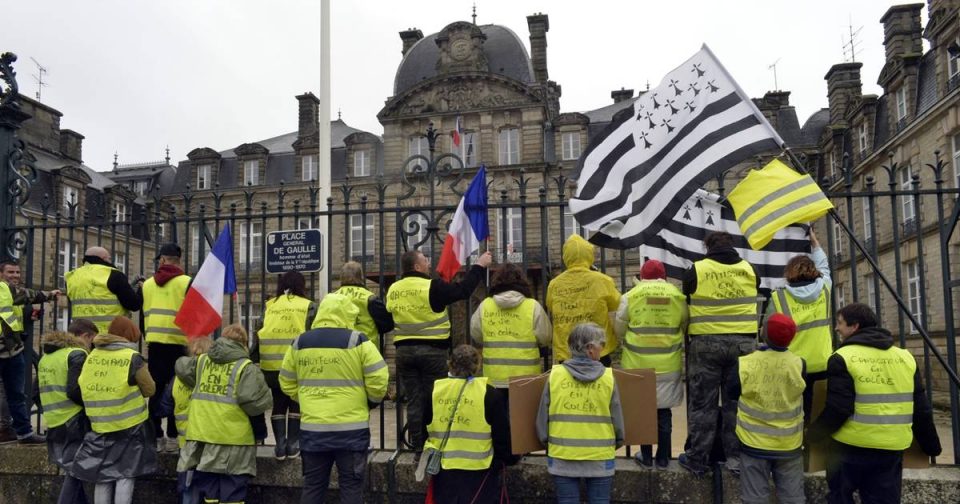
[
  {"left": 392, "top": 265, "right": 486, "bottom": 349},
  {"left": 807, "top": 326, "right": 942, "bottom": 457}
]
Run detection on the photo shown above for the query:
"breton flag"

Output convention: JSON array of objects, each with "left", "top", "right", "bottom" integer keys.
[
  {"left": 637, "top": 189, "right": 810, "bottom": 290},
  {"left": 571, "top": 45, "right": 784, "bottom": 249},
  {"left": 727, "top": 158, "right": 833, "bottom": 250},
  {"left": 452, "top": 114, "right": 463, "bottom": 147},
  {"left": 436, "top": 166, "right": 489, "bottom": 281},
  {"left": 175, "top": 224, "right": 238, "bottom": 338}
]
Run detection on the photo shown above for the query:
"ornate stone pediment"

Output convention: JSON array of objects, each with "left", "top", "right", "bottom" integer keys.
[
  {"left": 105, "top": 183, "right": 137, "bottom": 201},
  {"left": 187, "top": 147, "right": 221, "bottom": 161},
  {"left": 556, "top": 112, "right": 590, "bottom": 126},
  {"left": 380, "top": 75, "right": 540, "bottom": 119},
  {"left": 344, "top": 132, "right": 381, "bottom": 146},
  {"left": 435, "top": 22, "right": 489, "bottom": 75},
  {"left": 293, "top": 133, "right": 319, "bottom": 151},
  {"left": 55, "top": 165, "right": 92, "bottom": 185},
  {"left": 234, "top": 142, "right": 268, "bottom": 157}
]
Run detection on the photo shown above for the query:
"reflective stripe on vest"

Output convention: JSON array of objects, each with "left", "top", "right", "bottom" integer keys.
[
  {"left": 547, "top": 365, "right": 615, "bottom": 460},
  {"left": 688, "top": 259, "right": 758, "bottom": 335},
  {"left": 772, "top": 287, "right": 832, "bottom": 373},
  {"left": 424, "top": 377, "right": 493, "bottom": 470},
  {"left": 259, "top": 294, "right": 312, "bottom": 371},
  {"left": 386, "top": 276, "right": 450, "bottom": 342},
  {"left": 293, "top": 328, "right": 376, "bottom": 434},
  {"left": 65, "top": 264, "right": 127, "bottom": 333},
  {"left": 0, "top": 282, "right": 14, "bottom": 329},
  {"left": 78, "top": 346, "right": 148, "bottom": 433},
  {"left": 831, "top": 345, "right": 916, "bottom": 451},
  {"left": 142, "top": 274, "right": 191, "bottom": 346},
  {"left": 336, "top": 285, "right": 379, "bottom": 348},
  {"left": 735, "top": 350, "right": 805, "bottom": 451},
  {"left": 39, "top": 347, "right": 87, "bottom": 428},
  {"left": 622, "top": 281, "right": 685, "bottom": 374},
  {"left": 172, "top": 375, "right": 193, "bottom": 448},
  {"left": 9, "top": 304, "right": 22, "bottom": 332},
  {"left": 186, "top": 354, "right": 254, "bottom": 446},
  {"left": 480, "top": 297, "right": 540, "bottom": 387}
]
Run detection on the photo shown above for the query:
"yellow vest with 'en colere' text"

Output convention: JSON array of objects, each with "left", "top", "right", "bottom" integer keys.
[{"left": 688, "top": 259, "right": 758, "bottom": 335}]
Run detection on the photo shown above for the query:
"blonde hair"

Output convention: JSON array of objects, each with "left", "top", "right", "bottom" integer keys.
[
  {"left": 220, "top": 324, "right": 248, "bottom": 349},
  {"left": 189, "top": 337, "right": 213, "bottom": 356}
]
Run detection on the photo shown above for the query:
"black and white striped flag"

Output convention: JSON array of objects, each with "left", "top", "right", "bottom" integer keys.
[
  {"left": 571, "top": 45, "right": 784, "bottom": 249},
  {"left": 638, "top": 189, "right": 810, "bottom": 290}
]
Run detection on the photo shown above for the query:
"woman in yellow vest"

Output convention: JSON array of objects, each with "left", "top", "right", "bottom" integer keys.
[
  {"left": 331, "top": 261, "right": 395, "bottom": 349},
  {"left": 536, "top": 323, "right": 625, "bottom": 504},
  {"left": 469, "top": 263, "right": 552, "bottom": 390},
  {"left": 39, "top": 322, "right": 96, "bottom": 504},
  {"left": 765, "top": 229, "right": 832, "bottom": 423},
  {"left": 732, "top": 314, "right": 806, "bottom": 504},
  {"left": 72, "top": 316, "right": 157, "bottom": 504},
  {"left": 422, "top": 345, "right": 514, "bottom": 503},
  {"left": 175, "top": 324, "right": 272, "bottom": 504},
  {"left": 259, "top": 271, "right": 315, "bottom": 460}
]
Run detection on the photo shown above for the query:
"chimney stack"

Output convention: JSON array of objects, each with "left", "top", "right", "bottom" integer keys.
[
  {"left": 527, "top": 13, "right": 550, "bottom": 83},
  {"left": 824, "top": 63, "right": 863, "bottom": 125},
  {"left": 400, "top": 28, "right": 424, "bottom": 56},
  {"left": 611, "top": 88, "right": 634, "bottom": 104},
  {"left": 880, "top": 4, "right": 924, "bottom": 65},
  {"left": 296, "top": 92, "right": 320, "bottom": 139},
  {"left": 59, "top": 129, "right": 84, "bottom": 163}
]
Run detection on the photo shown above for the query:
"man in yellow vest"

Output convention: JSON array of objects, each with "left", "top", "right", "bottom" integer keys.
[
  {"left": 679, "top": 231, "right": 761, "bottom": 477},
  {"left": 280, "top": 293, "right": 388, "bottom": 502},
  {"left": 139, "top": 243, "right": 192, "bottom": 453},
  {"left": 65, "top": 246, "right": 141, "bottom": 333},
  {"left": 0, "top": 258, "right": 59, "bottom": 445},
  {"left": 732, "top": 313, "right": 806, "bottom": 504},
  {"left": 327, "top": 261, "right": 394, "bottom": 349},
  {"left": 808, "top": 303, "right": 941, "bottom": 504},
  {"left": 615, "top": 259, "right": 686, "bottom": 468},
  {"left": 546, "top": 234, "right": 621, "bottom": 365},
  {"left": 386, "top": 249, "right": 492, "bottom": 458}
]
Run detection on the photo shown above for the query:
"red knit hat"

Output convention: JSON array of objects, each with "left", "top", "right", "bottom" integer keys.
[
  {"left": 765, "top": 313, "right": 797, "bottom": 348},
  {"left": 640, "top": 259, "right": 666, "bottom": 280}
]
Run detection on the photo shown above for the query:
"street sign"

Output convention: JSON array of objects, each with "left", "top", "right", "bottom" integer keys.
[{"left": 265, "top": 229, "right": 323, "bottom": 274}]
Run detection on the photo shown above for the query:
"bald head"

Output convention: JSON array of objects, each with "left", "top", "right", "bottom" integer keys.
[{"left": 85, "top": 247, "right": 110, "bottom": 262}]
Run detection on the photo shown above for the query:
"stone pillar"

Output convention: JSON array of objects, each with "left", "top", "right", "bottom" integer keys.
[
  {"left": 527, "top": 13, "right": 549, "bottom": 83},
  {"left": 611, "top": 88, "right": 634, "bottom": 104},
  {"left": 296, "top": 92, "right": 320, "bottom": 139},
  {"left": 399, "top": 28, "right": 423, "bottom": 56},
  {"left": 824, "top": 63, "right": 862, "bottom": 126},
  {"left": 880, "top": 4, "right": 925, "bottom": 63},
  {"left": 59, "top": 129, "right": 84, "bottom": 163}
]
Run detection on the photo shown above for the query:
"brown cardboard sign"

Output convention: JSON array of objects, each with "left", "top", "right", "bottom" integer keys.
[{"left": 507, "top": 367, "right": 659, "bottom": 454}]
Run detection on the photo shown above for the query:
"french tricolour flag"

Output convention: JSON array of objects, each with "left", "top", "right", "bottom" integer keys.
[
  {"left": 436, "top": 166, "right": 488, "bottom": 281},
  {"left": 452, "top": 114, "right": 463, "bottom": 147},
  {"left": 175, "top": 224, "right": 237, "bottom": 338}
]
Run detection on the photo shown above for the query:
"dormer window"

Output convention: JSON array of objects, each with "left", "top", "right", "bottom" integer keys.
[
  {"left": 197, "top": 164, "right": 211, "bottom": 190},
  {"left": 63, "top": 185, "right": 79, "bottom": 216},
  {"left": 562, "top": 131, "right": 581, "bottom": 160},
  {"left": 354, "top": 150, "right": 370, "bottom": 177},
  {"left": 858, "top": 123, "right": 868, "bottom": 156},
  {"left": 896, "top": 86, "right": 908, "bottom": 122},
  {"left": 133, "top": 180, "right": 149, "bottom": 196},
  {"left": 243, "top": 160, "right": 260, "bottom": 186},
  {"left": 302, "top": 154, "right": 317, "bottom": 182},
  {"left": 114, "top": 202, "right": 127, "bottom": 232}
]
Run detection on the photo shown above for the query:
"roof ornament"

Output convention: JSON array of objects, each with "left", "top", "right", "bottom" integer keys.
[
  {"left": 113, "top": 152, "right": 119, "bottom": 171},
  {"left": 165, "top": 145, "right": 170, "bottom": 165},
  {"left": 472, "top": 3, "right": 477, "bottom": 25},
  {"left": 338, "top": 108, "right": 342, "bottom": 120}
]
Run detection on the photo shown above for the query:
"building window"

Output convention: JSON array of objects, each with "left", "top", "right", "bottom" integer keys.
[
  {"left": 58, "top": 239, "right": 78, "bottom": 289},
  {"left": 900, "top": 166, "right": 916, "bottom": 227},
  {"left": 63, "top": 185, "right": 79, "bottom": 216},
  {"left": 862, "top": 199, "right": 873, "bottom": 243},
  {"left": 190, "top": 223, "right": 200, "bottom": 268},
  {"left": 114, "top": 251, "right": 126, "bottom": 274},
  {"left": 896, "top": 86, "right": 908, "bottom": 122},
  {"left": 499, "top": 208, "right": 523, "bottom": 257},
  {"left": 354, "top": 150, "right": 370, "bottom": 177},
  {"left": 57, "top": 306, "right": 69, "bottom": 331},
  {"left": 350, "top": 214, "right": 374, "bottom": 259},
  {"left": 405, "top": 214, "right": 432, "bottom": 258},
  {"left": 499, "top": 128, "right": 519, "bottom": 165},
  {"left": 408, "top": 136, "right": 429, "bottom": 157},
  {"left": 952, "top": 133, "right": 960, "bottom": 188},
  {"left": 907, "top": 260, "right": 922, "bottom": 331},
  {"left": 240, "top": 222, "right": 263, "bottom": 270},
  {"left": 114, "top": 202, "right": 127, "bottom": 232},
  {"left": 297, "top": 217, "right": 319, "bottom": 230},
  {"left": 240, "top": 302, "right": 262, "bottom": 339},
  {"left": 563, "top": 207, "right": 581, "bottom": 239},
  {"left": 133, "top": 180, "right": 149, "bottom": 196},
  {"left": 457, "top": 132, "right": 478, "bottom": 167},
  {"left": 836, "top": 284, "right": 845, "bottom": 309},
  {"left": 865, "top": 274, "right": 878, "bottom": 316},
  {"left": 829, "top": 151, "right": 837, "bottom": 180},
  {"left": 157, "top": 222, "right": 167, "bottom": 242},
  {"left": 949, "top": 38, "right": 960, "bottom": 81},
  {"left": 832, "top": 219, "right": 843, "bottom": 259},
  {"left": 196, "top": 164, "right": 211, "bottom": 190},
  {"left": 302, "top": 154, "right": 317, "bottom": 182},
  {"left": 243, "top": 160, "right": 259, "bottom": 186},
  {"left": 858, "top": 123, "right": 868, "bottom": 155},
  {"left": 562, "top": 131, "right": 581, "bottom": 160}
]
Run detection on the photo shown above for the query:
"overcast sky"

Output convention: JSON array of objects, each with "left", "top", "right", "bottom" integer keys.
[{"left": 4, "top": 0, "right": 910, "bottom": 171}]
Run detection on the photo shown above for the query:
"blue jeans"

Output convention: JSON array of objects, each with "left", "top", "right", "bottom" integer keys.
[
  {"left": 0, "top": 353, "right": 31, "bottom": 437},
  {"left": 553, "top": 475, "right": 613, "bottom": 504}
]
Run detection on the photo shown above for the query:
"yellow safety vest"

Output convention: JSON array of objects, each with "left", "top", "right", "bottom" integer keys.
[
  {"left": 771, "top": 287, "right": 832, "bottom": 374},
  {"left": 9, "top": 305, "right": 23, "bottom": 333},
  {"left": 735, "top": 350, "right": 805, "bottom": 451},
  {"left": 260, "top": 294, "right": 312, "bottom": 371},
  {"left": 78, "top": 346, "right": 148, "bottom": 433},
  {"left": 172, "top": 375, "right": 193, "bottom": 448},
  {"left": 621, "top": 281, "right": 685, "bottom": 375},
  {"left": 831, "top": 345, "right": 916, "bottom": 451},
  {"left": 335, "top": 285, "right": 379, "bottom": 347},
  {"left": 39, "top": 346, "right": 87, "bottom": 428},
  {"left": 547, "top": 365, "right": 616, "bottom": 460},
  {"left": 142, "top": 274, "right": 192, "bottom": 346},
  {"left": 0, "top": 282, "right": 15, "bottom": 330},
  {"left": 688, "top": 259, "right": 758, "bottom": 335},
  {"left": 386, "top": 276, "right": 450, "bottom": 343},
  {"left": 424, "top": 377, "right": 493, "bottom": 470},
  {"left": 186, "top": 354, "right": 254, "bottom": 446},
  {"left": 65, "top": 264, "right": 127, "bottom": 333},
  {"left": 480, "top": 297, "right": 540, "bottom": 387}
]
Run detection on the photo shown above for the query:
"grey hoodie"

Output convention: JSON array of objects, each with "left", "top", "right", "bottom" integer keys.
[
  {"left": 535, "top": 356, "right": 625, "bottom": 477},
  {"left": 469, "top": 290, "right": 552, "bottom": 348},
  {"left": 766, "top": 246, "right": 831, "bottom": 311}
]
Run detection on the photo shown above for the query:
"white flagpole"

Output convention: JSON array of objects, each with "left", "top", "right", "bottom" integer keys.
[{"left": 318, "top": 0, "right": 331, "bottom": 297}]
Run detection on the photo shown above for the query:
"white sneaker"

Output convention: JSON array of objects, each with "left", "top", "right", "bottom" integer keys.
[{"left": 163, "top": 437, "right": 180, "bottom": 453}]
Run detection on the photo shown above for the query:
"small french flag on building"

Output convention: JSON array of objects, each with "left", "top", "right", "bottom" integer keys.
[
  {"left": 175, "top": 224, "right": 238, "bottom": 338},
  {"left": 436, "top": 166, "right": 488, "bottom": 281},
  {"left": 452, "top": 114, "right": 463, "bottom": 147}
]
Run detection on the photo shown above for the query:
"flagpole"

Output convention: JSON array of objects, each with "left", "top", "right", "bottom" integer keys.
[
  {"left": 317, "top": 0, "right": 331, "bottom": 298},
  {"left": 783, "top": 148, "right": 960, "bottom": 389}
]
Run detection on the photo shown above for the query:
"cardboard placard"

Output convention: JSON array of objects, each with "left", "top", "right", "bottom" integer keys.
[{"left": 507, "top": 367, "right": 658, "bottom": 454}]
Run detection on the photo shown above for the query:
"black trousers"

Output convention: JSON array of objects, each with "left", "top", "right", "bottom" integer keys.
[
  {"left": 262, "top": 370, "right": 300, "bottom": 417},
  {"left": 301, "top": 450, "right": 367, "bottom": 504},
  {"left": 192, "top": 471, "right": 250, "bottom": 504},
  {"left": 826, "top": 443, "right": 904, "bottom": 504},
  {"left": 395, "top": 344, "right": 448, "bottom": 450},
  {"left": 639, "top": 408, "right": 673, "bottom": 462},
  {"left": 147, "top": 342, "right": 186, "bottom": 438},
  {"left": 433, "top": 466, "right": 504, "bottom": 504}
]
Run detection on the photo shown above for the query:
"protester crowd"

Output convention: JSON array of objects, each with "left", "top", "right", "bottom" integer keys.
[{"left": 0, "top": 226, "right": 943, "bottom": 504}]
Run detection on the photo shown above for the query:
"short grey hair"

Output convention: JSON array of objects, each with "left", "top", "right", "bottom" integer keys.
[{"left": 568, "top": 322, "right": 606, "bottom": 357}]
